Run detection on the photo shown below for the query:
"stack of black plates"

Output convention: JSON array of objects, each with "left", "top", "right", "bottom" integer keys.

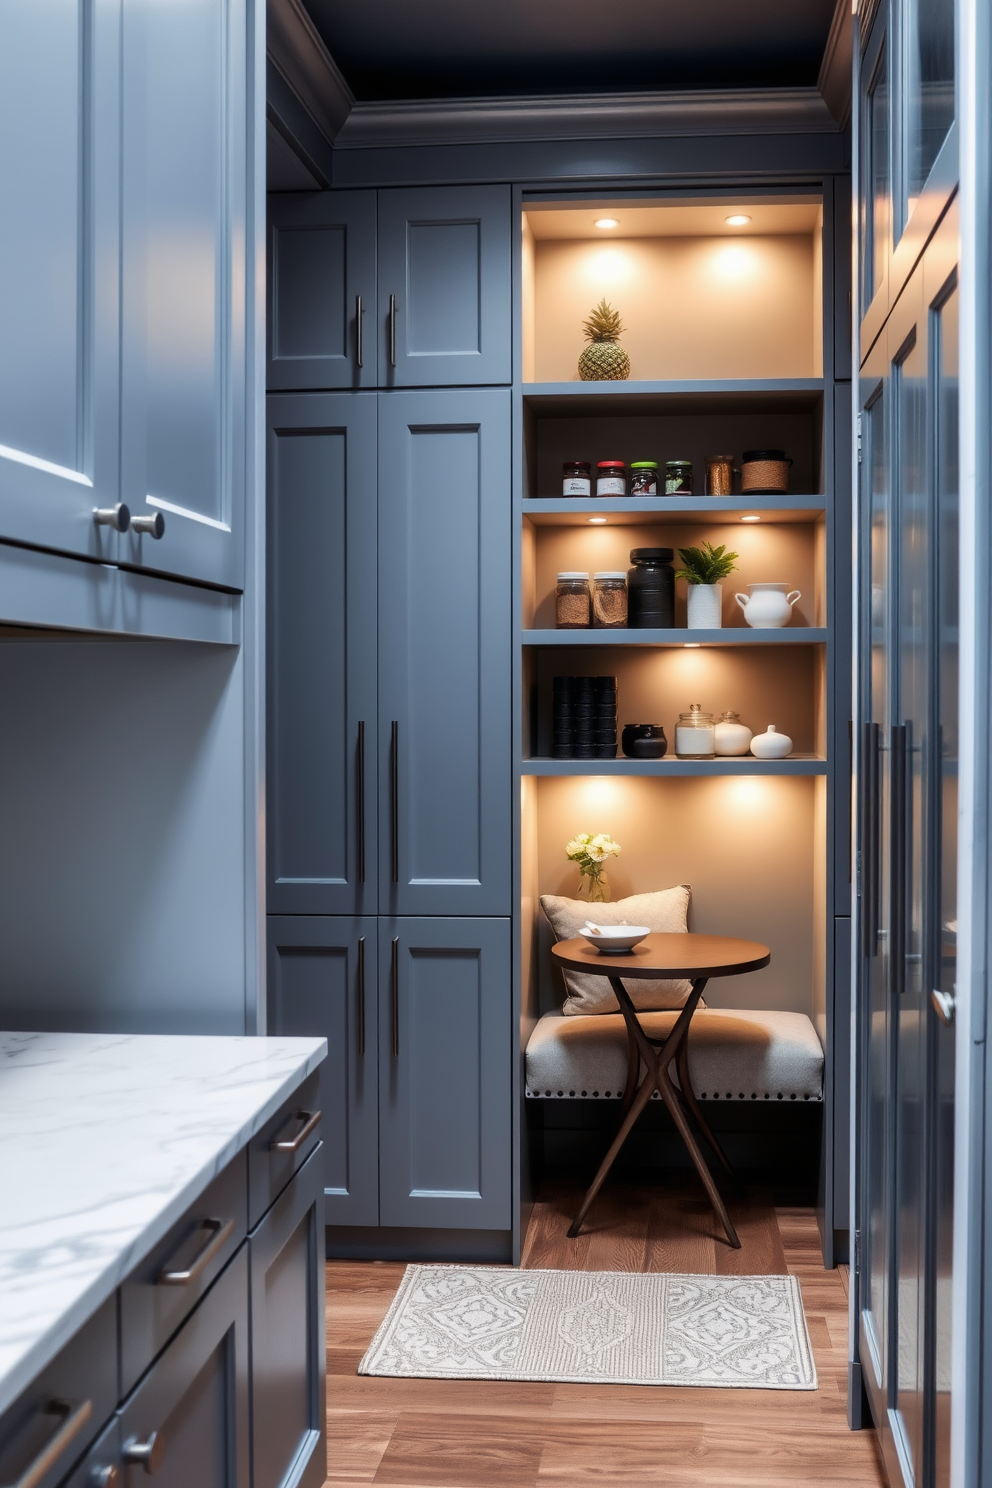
[{"left": 552, "top": 676, "right": 617, "bottom": 759}]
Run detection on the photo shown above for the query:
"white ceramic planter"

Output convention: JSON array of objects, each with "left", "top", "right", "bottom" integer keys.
[
  {"left": 686, "top": 583, "right": 722, "bottom": 629},
  {"left": 750, "top": 725, "right": 793, "bottom": 759},
  {"left": 734, "top": 583, "right": 801, "bottom": 628}
]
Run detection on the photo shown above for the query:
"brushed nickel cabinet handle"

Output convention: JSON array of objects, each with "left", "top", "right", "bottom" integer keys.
[
  {"left": 93, "top": 503, "right": 130, "bottom": 532},
  {"left": 391, "top": 937, "right": 399, "bottom": 1057},
  {"left": 390, "top": 721, "right": 399, "bottom": 883},
  {"left": 356, "top": 294, "right": 364, "bottom": 368},
  {"left": 357, "top": 936, "right": 366, "bottom": 1057},
  {"left": 389, "top": 294, "right": 397, "bottom": 367},
  {"left": 123, "top": 1432, "right": 166, "bottom": 1475},
  {"left": 890, "top": 725, "right": 907, "bottom": 996},
  {"left": 157, "top": 1217, "right": 234, "bottom": 1285},
  {"left": 9, "top": 1398, "right": 92, "bottom": 1488},
  {"left": 270, "top": 1108, "right": 321, "bottom": 1153},
  {"left": 130, "top": 512, "right": 165, "bottom": 539},
  {"left": 357, "top": 720, "right": 366, "bottom": 884},
  {"left": 88, "top": 1468, "right": 120, "bottom": 1488}
]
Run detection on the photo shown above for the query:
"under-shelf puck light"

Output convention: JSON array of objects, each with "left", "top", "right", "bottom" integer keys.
[
  {"left": 740, "top": 514, "right": 761, "bottom": 522},
  {"left": 684, "top": 643, "right": 701, "bottom": 649},
  {"left": 725, "top": 213, "right": 752, "bottom": 226},
  {"left": 595, "top": 217, "right": 620, "bottom": 229},
  {"left": 587, "top": 516, "right": 608, "bottom": 525}
]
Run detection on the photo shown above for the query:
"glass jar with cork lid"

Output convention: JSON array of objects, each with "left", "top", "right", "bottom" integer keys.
[
  {"left": 556, "top": 573, "right": 591, "bottom": 628},
  {"left": 592, "top": 572, "right": 628, "bottom": 628}
]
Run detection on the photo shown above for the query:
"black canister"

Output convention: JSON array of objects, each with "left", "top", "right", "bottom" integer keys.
[
  {"left": 621, "top": 724, "right": 668, "bottom": 759},
  {"left": 627, "top": 548, "right": 675, "bottom": 628}
]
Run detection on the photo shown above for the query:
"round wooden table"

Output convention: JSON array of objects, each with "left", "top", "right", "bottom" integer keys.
[{"left": 551, "top": 932, "right": 771, "bottom": 1248}]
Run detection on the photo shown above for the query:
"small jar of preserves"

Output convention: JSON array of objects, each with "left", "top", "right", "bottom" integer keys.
[
  {"left": 562, "top": 460, "right": 592, "bottom": 496},
  {"left": 596, "top": 460, "right": 627, "bottom": 497},
  {"left": 629, "top": 461, "right": 659, "bottom": 495},
  {"left": 592, "top": 572, "right": 628, "bottom": 628},
  {"left": 704, "top": 454, "right": 735, "bottom": 496},
  {"left": 665, "top": 459, "right": 693, "bottom": 495},
  {"left": 675, "top": 703, "right": 715, "bottom": 758},
  {"left": 556, "top": 572, "right": 591, "bottom": 628}
]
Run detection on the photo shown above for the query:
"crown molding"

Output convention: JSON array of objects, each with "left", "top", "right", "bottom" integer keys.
[
  {"left": 818, "top": 0, "right": 854, "bottom": 129},
  {"left": 333, "top": 87, "right": 840, "bottom": 151},
  {"left": 267, "top": 0, "right": 353, "bottom": 145}
]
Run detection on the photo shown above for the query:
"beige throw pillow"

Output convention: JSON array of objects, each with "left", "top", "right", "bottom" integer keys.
[{"left": 541, "top": 886, "right": 700, "bottom": 1016}]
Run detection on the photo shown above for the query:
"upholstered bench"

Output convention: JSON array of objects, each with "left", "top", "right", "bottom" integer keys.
[{"left": 525, "top": 1007, "right": 824, "bottom": 1104}]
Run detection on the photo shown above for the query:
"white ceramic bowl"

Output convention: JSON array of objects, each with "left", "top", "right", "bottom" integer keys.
[{"left": 579, "top": 924, "right": 651, "bottom": 954}]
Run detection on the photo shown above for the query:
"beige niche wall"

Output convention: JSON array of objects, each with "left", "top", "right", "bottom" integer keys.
[
  {"left": 534, "top": 774, "right": 816, "bottom": 1015},
  {"left": 532, "top": 235, "right": 819, "bottom": 383}
]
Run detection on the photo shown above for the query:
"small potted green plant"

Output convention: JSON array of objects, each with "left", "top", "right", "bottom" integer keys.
[{"left": 675, "top": 542, "right": 739, "bottom": 629}]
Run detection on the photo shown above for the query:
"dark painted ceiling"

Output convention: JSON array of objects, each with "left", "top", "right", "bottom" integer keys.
[{"left": 304, "top": 0, "right": 838, "bottom": 103}]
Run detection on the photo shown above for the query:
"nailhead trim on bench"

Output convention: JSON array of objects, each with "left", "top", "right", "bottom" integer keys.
[{"left": 529, "top": 1088, "right": 821, "bottom": 1100}]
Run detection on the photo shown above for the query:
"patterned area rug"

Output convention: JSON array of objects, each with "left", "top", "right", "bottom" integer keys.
[{"left": 359, "top": 1265, "right": 817, "bottom": 1390}]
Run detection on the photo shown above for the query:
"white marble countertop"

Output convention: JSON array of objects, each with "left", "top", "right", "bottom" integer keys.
[{"left": 0, "top": 1031, "right": 327, "bottom": 1416}]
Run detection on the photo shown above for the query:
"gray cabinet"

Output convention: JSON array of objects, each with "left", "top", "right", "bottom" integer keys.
[
  {"left": 378, "top": 391, "right": 512, "bottom": 916},
  {"left": 0, "top": 0, "right": 122, "bottom": 563},
  {"left": 268, "top": 919, "right": 379, "bottom": 1226},
  {"left": 249, "top": 1146, "right": 326, "bottom": 1488},
  {"left": 378, "top": 918, "right": 511, "bottom": 1230},
  {"left": 118, "top": 1246, "right": 250, "bottom": 1488},
  {"left": 266, "top": 394, "right": 378, "bottom": 915},
  {"left": 118, "top": 0, "right": 247, "bottom": 590},
  {"left": 377, "top": 186, "right": 512, "bottom": 387},
  {"left": 268, "top": 193, "right": 377, "bottom": 390}
]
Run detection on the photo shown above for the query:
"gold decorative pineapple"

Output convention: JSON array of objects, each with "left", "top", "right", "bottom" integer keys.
[{"left": 577, "top": 298, "right": 630, "bottom": 382}]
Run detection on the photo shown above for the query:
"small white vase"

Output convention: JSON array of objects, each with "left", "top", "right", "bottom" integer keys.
[
  {"left": 686, "top": 583, "right": 722, "bottom": 629},
  {"left": 734, "top": 584, "right": 802, "bottom": 628},
  {"left": 750, "top": 725, "right": 793, "bottom": 759},
  {"left": 714, "top": 711, "right": 753, "bottom": 756}
]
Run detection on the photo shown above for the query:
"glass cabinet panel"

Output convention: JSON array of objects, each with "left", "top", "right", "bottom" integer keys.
[
  {"left": 903, "top": 0, "right": 955, "bottom": 224},
  {"left": 860, "top": 23, "right": 890, "bottom": 317}
]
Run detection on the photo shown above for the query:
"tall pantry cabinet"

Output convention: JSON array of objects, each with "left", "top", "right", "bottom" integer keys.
[{"left": 266, "top": 187, "right": 514, "bottom": 1252}]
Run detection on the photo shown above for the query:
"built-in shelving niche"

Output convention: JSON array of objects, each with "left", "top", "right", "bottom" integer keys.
[{"left": 517, "top": 192, "right": 832, "bottom": 1190}]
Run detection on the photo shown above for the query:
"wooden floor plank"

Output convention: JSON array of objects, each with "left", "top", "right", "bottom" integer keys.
[{"left": 327, "top": 1178, "right": 886, "bottom": 1488}]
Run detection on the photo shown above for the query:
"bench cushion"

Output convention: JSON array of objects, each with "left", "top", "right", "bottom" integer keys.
[
  {"left": 525, "top": 1008, "right": 823, "bottom": 1102},
  {"left": 540, "top": 886, "right": 696, "bottom": 1015}
]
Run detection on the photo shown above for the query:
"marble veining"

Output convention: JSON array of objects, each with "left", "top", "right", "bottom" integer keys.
[{"left": 0, "top": 1032, "right": 326, "bottom": 1415}]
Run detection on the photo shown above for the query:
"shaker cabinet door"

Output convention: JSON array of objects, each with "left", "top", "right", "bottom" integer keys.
[
  {"left": 268, "top": 191, "right": 377, "bottom": 391},
  {"left": 119, "top": 0, "right": 248, "bottom": 589},
  {"left": 267, "top": 394, "right": 377, "bottom": 915},
  {"left": 268, "top": 917, "right": 379, "bottom": 1227},
  {"left": 377, "top": 186, "right": 511, "bottom": 387},
  {"left": 377, "top": 391, "right": 511, "bottom": 916},
  {"left": 0, "top": 0, "right": 122, "bottom": 563},
  {"left": 377, "top": 918, "right": 511, "bottom": 1231}
]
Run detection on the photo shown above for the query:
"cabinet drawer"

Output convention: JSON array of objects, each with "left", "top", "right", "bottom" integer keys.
[
  {"left": 248, "top": 1071, "right": 321, "bottom": 1229},
  {"left": 120, "top": 1155, "right": 247, "bottom": 1394},
  {"left": 59, "top": 1417, "right": 120, "bottom": 1488},
  {"left": 0, "top": 1296, "right": 117, "bottom": 1488}
]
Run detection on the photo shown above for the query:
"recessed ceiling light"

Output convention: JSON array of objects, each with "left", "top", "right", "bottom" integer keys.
[
  {"left": 587, "top": 516, "right": 608, "bottom": 525},
  {"left": 595, "top": 217, "right": 620, "bottom": 229},
  {"left": 740, "top": 514, "right": 761, "bottom": 523},
  {"left": 725, "top": 214, "right": 752, "bottom": 227}
]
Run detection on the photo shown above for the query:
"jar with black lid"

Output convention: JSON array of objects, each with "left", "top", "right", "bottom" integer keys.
[
  {"left": 627, "top": 548, "right": 675, "bottom": 628},
  {"left": 562, "top": 460, "right": 592, "bottom": 497}
]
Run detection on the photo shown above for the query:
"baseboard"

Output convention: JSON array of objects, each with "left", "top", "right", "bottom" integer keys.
[{"left": 325, "top": 1226, "right": 513, "bottom": 1263}]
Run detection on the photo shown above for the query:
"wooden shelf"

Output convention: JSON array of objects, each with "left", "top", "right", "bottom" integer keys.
[
  {"left": 522, "top": 496, "right": 825, "bottom": 525},
  {"left": 521, "top": 379, "right": 824, "bottom": 417},
  {"left": 522, "top": 755, "right": 827, "bottom": 777},
  {"left": 522, "top": 628, "right": 827, "bottom": 646}
]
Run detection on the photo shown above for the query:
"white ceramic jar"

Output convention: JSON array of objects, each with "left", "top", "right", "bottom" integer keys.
[
  {"left": 686, "top": 583, "right": 723, "bottom": 629},
  {"left": 714, "top": 711, "right": 753, "bottom": 756},
  {"left": 750, "top": 725, "right": 793, "bottom": 759},
  {"left": 734, "top": 583, "right": 801, "bottom": 628}
]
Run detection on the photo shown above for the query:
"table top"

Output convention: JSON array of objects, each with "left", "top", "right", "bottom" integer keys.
[{"left": 551, "top": 931, "right": 771, "bottom": 979}]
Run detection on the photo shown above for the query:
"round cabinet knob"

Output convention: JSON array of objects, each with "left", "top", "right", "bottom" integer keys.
[
  {"left": 130, "top": 512, "right": 166, "bottom": 539},
  {"left": 89, "top": 1466, "right": 121, "bottom": 1487},
  {"left": 124, "top": 1432, "right": 166, "bottom": 1475},
  {"left": 93, "top": 503, "right": 131, "bottom": 532}
]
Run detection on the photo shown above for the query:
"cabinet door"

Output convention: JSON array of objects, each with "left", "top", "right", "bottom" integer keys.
[
  {"left": 378, "top": 918, "right": 511, "bottom": 1230},
  {"left": 250, "top": 1147, "right": 326, "bottom": 1488},
  {"left": 377, "top": 186, "right": 511, "bottom": 387},
  {"left": 0, "top": 0, "right": 121, "bottom": 562},
  {"left": 118, "top": 1245, "right": 249, "bottom": 1488},
  {"left": 119, "top": 0, "right": 248, "bottom": 589},
  {"left": 378, "top": 391, "right": 511, "bottom": 915},
  {"left": 268, "top": 917, "right": 379, "bottom": 1227},
  {"left": 267, "top": 394, "right": 377, "bottom": 915},
  {"left": 268, "top": 192, "right": 377, "bottom": 391}
]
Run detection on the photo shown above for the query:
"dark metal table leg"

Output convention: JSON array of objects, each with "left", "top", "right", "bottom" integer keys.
[{"left": 675, "top": 1039, "right": 734, "bottom": 1176}]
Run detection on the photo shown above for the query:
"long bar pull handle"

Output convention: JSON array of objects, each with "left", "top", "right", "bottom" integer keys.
[
  {"left": 10, "top": 1399, "right": 92, "bottom": 1488},
  {"left": 357, "top": 721, "right": 366, "bottom": 884},
  {"left": 391, "top": 937, "right": 399, "bottom": 1057},
  {"left": 389, "top": 294, "right": 397, "bottom": 367},
  {"left": 890, "top": 724, "right": 908, "bottom": 996},
  {"left": 356, "top": 294, "right": 363, "bottom": 368},
  {"left": 390, "top": 720, "right": 399, "bottom": 883},
  {"left": 357, "top": 936, "right": 366, "bottom": 1057},
  {"left": 862, "top": 720, "right": 881, "bottom": 959},
  {"left": 270, "top": 1109, "right": 322, "bottom": 1153},
  {"left": 158, "top": 1217, "right": 234, "bottom": 1285}
]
